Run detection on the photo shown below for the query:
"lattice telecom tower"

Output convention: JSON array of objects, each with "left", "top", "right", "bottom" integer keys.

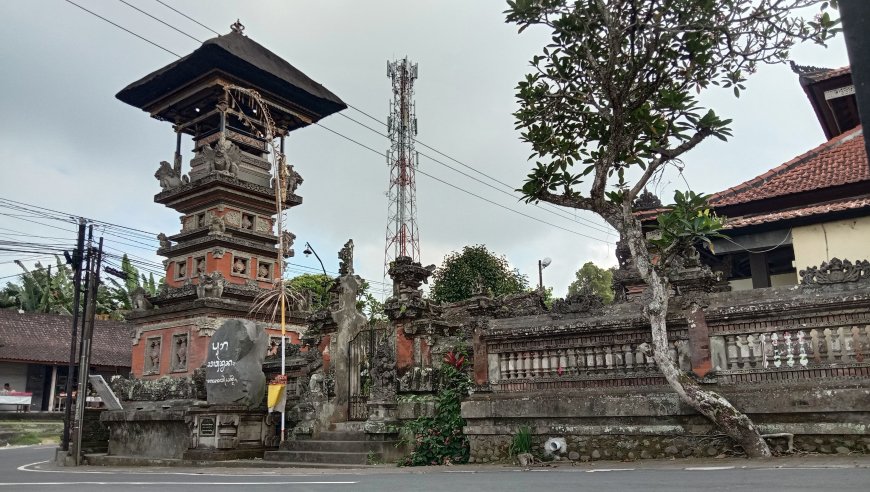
[{"left": 384, "top": 58, "right": 421, "bottom": 275}]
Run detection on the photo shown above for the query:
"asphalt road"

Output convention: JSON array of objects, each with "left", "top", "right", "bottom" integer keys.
[{"left": 1, "top": 445, "right": 868, "bottom": 491}]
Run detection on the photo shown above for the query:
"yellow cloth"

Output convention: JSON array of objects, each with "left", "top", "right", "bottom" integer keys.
[{"left": 267, "top": 384, "right": 286, "bottom": 413}]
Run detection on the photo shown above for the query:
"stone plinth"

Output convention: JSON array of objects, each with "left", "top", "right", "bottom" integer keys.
[
  {"left": 183, "top": 403, "right": 277, "bottom": 460},
  {"left": 101, "top": 401, "right": 193, "bottom": 459}
]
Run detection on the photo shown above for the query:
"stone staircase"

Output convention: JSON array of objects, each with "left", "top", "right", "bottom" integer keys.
[{"left": 264, "top": 424, "right": 403, "bottom": 466}]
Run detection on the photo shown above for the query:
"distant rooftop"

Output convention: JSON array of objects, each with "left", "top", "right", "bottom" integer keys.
[{"left": 0, "top": 310, "right": 131, "bottom": 368}]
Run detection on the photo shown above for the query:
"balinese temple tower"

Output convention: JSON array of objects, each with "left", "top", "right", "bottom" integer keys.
[{"left": 118, "top": 22, "right": 346, "bottom": 378}]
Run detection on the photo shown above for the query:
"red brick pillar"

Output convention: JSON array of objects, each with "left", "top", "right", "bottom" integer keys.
[
  {"left": 686, "top": 302, "right": 713, "bottom": 378},
  {"left": 472, "top": 325, "right": 488, "bottom": 386},
  {"left": 396, "top": 323, "right": 415, "bottom": 375}
]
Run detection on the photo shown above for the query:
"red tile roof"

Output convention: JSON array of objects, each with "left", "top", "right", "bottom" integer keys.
[
  {"left": 710, "top": 126, "right": 869, "bottom": 207},
  {"left": 723, "top": 195, "right": 870, "bottom": 229},
  {"left": 0, "top": 310, "right": 131, "bottom": 368},
  {"left": 799, "top": 65, "right": 851, "bottom": 84}
]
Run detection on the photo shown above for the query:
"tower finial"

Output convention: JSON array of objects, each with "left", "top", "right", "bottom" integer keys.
[{"left": 230, "top": 19, "right": 245, "bottom": 35}]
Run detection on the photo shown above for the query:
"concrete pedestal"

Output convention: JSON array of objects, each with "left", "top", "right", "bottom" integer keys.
[{"left": 183, "top": 404, "right": 276, "bottom": 460}]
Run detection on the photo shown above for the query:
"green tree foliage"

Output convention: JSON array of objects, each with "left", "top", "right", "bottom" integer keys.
[
  {"left": 1, "top": 255, "right": 163, "bottom": 320},
  {"left": 430, "top": 245, "right": 528, "bottom": 303},
  {"left": 286, "top": 273, "right": 332, "bottom": 311},
  {"left": 1, "top": 257, "right": 75, "bottom": 314},
  {"left": 357, "top": 280, "right": 386, "bottom": 323},
  {"left": 505, "top": 0, "right": 838, "bottom": 458},
  {"left": 567, "top": 262, "right": 614, "bottom": 304}
]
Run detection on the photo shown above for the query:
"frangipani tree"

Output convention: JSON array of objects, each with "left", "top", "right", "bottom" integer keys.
[{"left": 506, "top": 0, "right": 839, "bottom": 457}]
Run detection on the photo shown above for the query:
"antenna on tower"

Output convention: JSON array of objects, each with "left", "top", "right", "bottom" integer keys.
[{"left": 384, "top": 57, "right": 421, "bottom": 276}]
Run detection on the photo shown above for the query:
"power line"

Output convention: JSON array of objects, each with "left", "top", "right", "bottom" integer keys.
[
  {"left": 153, "top": 0, "right": 220, "bottom": 36},
  {"left": 342, "top": 104, "right": 615, "bottom": 233},
  {"left": 337, "top": 112, "right": 614, "bottom": 237},
  {"left": 62, "top": 0, "right": 182, "bottom": 57},
  {"left": 118, "top": 0, "right": 202, "bottom": 43},
  {"left": 314, "top": 123, "right": 610, "bottom": 243}
]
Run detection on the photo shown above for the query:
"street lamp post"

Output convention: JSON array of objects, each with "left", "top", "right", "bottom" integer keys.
[
  {"left": 538, "top": 257, "right": 551, "bottom": 290},
  {"left": 303, "top": 242, "right": 327, "bottom": 275}
]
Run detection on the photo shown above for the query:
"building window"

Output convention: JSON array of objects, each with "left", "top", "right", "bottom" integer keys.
[{"left": 197, "top": 212, "right": 207, "bottom": 228}]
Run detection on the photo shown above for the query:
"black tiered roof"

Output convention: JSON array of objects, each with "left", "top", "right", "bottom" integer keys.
[{"left": 116, "top": 29, "right": 346, "bottom": 132}]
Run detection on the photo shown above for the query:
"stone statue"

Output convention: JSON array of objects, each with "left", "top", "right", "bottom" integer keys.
[
  {"left": 147, "top": 338, "right": 161, "bottom": 373},
  {"left": 131, "top": 287, "right": 153, "bottom": 311},
  {"left": 174, "top": 335, "right": 188, "bottom": 371},
  {"left": 157, "top": 233, "right": 171, "bottom": 249},
  {"left": 338, "top": 239, "right": 354, "bottom": 275},
  {"left": 233, "top": 258, "right": 247, "bottom": 275},
  {"left": 201, "top": 138, "right": 241, "bottom": 177},
  {"left": 286, "top": 164, "right": 303, "bottom": 195},
  {"left": 208, "top": 215, "right": 226, "bottom": 235},
  {"left": 308, "top": 371, "right": 325, "bottom": 396},
  {"left": 196, "top": 272, "right": 225, "bottom": 299},
  {"left": 257, "top": 263, "right": 270, "bottom": 280},
  {"left": 282, "top": 231, "right": 296, "bottom": 258},
  {"left": 155, "top": 160, "right": 189, "bottom": 190}
]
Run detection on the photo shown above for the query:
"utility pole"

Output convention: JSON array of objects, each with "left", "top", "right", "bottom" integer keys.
[
  {"left": 73, "top": 235, "right": 103, "bottom": 465},
  {"left": 61, "top": 220, "right": 86, "bottom": 452}
]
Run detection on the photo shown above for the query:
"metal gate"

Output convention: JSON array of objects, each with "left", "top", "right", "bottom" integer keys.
[{"left": 347, "top": 325, "right": 387, "bottom": 421}]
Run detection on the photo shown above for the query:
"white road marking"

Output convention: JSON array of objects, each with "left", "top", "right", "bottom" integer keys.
[
  {"left": 585, "top": 468, "right": 635, "bottom": 473},
  {"left": 17, "top": 460, "right": 350, "bottom": 477},
  {"left": 685, "top": 466, "right": 736, "bottom": 471},
  {"left": 0, "top": 481, "right": 356, "bottom": 486}
]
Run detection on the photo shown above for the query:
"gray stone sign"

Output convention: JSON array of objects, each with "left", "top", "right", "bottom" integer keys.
[{"left": 205, "top": 319, "right": 268, "bottom": 409}]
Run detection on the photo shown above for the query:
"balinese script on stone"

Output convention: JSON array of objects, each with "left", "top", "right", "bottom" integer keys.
[{"left": 204, "top": 319, "right": 268, "bottom": 408}]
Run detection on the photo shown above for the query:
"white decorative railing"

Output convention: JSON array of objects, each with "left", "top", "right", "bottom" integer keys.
[
  {"left": 714, "top": 326, "right": 870, "bottom": 371},
  {"left": 495, "top": 343, "right": 665, "bottom": 381}
]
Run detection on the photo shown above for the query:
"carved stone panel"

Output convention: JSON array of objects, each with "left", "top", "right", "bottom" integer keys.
[
  {"left": 255, "top": 217, "right": 271, "bottom": 234},
  {"left": 171, "top": 333, "right": 189, "bottom": 372},
  {"left": 256, "top": 260, "right": 272, "bottom": 282},
  {"left": 224, "top": 210, "right": 242, "bottom": 228},
  {"left": 144, "top": 335, "right": 162, "bottom": 375},
  {"left": 231, "top": 255, "right": 250, "bottom": 278}
]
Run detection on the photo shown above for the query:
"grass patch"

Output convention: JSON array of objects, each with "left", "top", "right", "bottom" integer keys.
[{"left": 8, "top": 432, "right": 42, "bottom": 446}]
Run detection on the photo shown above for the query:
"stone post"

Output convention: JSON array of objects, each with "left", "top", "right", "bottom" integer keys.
[
  {"left": 327, "top": 240, "right": 367, "bottom": 423},
  {"left": 365, "top": 336, "right": 399, "bottom": 434},
  {"left": 671, "top": 252, "right": 722, "bottom": 379},
  {"left": 384, "top": 257, "right": 437, "bottom": 379}
]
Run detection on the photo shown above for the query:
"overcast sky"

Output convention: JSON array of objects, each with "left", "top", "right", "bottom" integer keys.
[{"left": 0, "top": 1, "right": 849, "bottom": 298}]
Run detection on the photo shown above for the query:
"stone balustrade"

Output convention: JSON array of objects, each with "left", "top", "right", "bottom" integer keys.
[{"left": 477, "top": 273, "right": 870, "bottom": 392}]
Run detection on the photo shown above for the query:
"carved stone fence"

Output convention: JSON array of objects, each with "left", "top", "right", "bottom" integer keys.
[
  {"left": 487, "top": 317, "right": 688, "bottom": 392},
  {"left": 479, "top": 276, "right": 870, "bottom": 392},
  {"left": 706, "top": 293, "right": 870, "bottom": 385}
]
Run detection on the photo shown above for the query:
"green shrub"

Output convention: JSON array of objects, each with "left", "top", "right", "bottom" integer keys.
[
  {"left": 399, "top": 362, "right": 472, "bottom": 466},
  {"left": 509, "top": 426, "right": 532, "bottom": 457}
]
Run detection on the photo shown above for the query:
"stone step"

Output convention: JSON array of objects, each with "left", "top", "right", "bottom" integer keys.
[
  {"left": 314, "top": 431, "right": 367, "bottom": 441},
  {"left": 263, "top": 450, "right": 371, "bottom": 465},
  {"left": 283, "top": 439, "right": 400, "bottom": 453}
]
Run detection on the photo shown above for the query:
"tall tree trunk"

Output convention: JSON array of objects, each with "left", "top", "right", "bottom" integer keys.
[{"left": 621, "top": 217, "right": 772, "bottom": 458}]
